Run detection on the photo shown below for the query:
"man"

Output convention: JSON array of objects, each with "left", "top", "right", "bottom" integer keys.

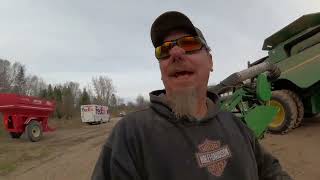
[{"left": 92, "top": 11, "right": 292, "bottom": 180}]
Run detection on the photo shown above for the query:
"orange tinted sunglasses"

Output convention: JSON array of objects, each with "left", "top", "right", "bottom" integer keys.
[{"left": 155, "top": 36, "right": 207, "bottom": 60}]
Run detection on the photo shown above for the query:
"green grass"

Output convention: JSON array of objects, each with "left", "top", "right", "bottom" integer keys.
[
  {"left": 0, "top": 129, "right": 4, "bottom": 137},
  {"left": 0, "top": 114, "right": 6, "bottom": 138},
  {"left": 0, "top": 162, "right": 16, "bottom": 175},
  {"left": 0, "top": 128, "right": 7, "bottom": 139}
]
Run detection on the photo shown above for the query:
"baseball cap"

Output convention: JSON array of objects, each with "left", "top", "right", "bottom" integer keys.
[{"left": 150, "top": 11, "right": 208, "bottom": 48}]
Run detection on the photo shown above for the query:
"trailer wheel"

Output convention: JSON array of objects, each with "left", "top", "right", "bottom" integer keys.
[
  {"left": 267, "top": 90, "right": 297, "bottom": 134},
  {"left": 26, "top": 120, "right": 43, "bottom": 142},
  {"left": 10, "top": 132, "right": 22, "bottom": 139}
]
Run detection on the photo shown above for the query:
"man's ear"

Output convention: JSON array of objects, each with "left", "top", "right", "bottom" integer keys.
[{"left": 208, "top": 53, "right": 213, "bottom": 72}]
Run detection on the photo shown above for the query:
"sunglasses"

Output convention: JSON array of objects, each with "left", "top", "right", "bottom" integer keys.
[{"left": 155, "top": 36, "right": 208, "bottom": 60}]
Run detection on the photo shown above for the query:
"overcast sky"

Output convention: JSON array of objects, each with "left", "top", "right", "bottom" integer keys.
[{"left": 1, "top": 0, "right": 319, "bottom": 101}]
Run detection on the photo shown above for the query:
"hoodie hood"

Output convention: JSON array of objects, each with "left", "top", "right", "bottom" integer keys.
[{"left": 149, "top": 89, "right": 221, "bottom": 124}]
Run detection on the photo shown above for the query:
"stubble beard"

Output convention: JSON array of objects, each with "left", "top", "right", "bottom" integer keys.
[{"left": 167, "top": 87, "right": 198, "bottom": 119}]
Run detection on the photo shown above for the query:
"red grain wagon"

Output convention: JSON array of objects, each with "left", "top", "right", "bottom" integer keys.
[{"left": 0, "top": 93, "right": 55, "bottom": 142}]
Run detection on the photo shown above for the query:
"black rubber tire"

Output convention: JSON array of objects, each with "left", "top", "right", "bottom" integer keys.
[
  {"left": 286, "top": 90, "right": 304, "bottom": 128},
  {"left": 268, "top": 90, "right": 297, "bottom": 134},
  {"left": 26, "top": 120, "right": 43, "bottom": 142},
  {"left": 10, "top": 132, "right": 22, "bottom": 139}
]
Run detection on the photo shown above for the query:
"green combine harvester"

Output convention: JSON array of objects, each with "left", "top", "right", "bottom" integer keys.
[
  {"left": 210, "top": 60, "right": 280, "bottom": 138},
  {"left": 254, "top": 12, "right": 320, "bottom": 134},
  {"left": 211, "top": 12, "right": 320, "bottom": 136}
]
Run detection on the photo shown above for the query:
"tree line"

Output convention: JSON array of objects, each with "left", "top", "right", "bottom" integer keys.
[{"left": 0, "top": 58, "right": 149, "bottom": 119}]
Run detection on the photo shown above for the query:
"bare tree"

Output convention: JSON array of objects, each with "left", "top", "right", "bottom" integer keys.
[
  {"left": 91, "top": 76, "right": 116, "bottom": 106},
  {"left": 110, "top": 94, "right": 117, "bottom": 108},
  {"left": 37, "top": 78, "right": 47, "bottom": 94},
  {"left": 0, "top": 59, "right": 11, "bottom": 92},
  {"left": 8, "top": 62, "right": 22, "bottom": 88},
  {"left": 1, "top": 60, "right": 47, "bottom": 95},
  {"left": 79, "top": 88, "right": 91, "bottom": 106},
  {"left": 117, "top": 97, "right": 125, "bottom": 107},
  {"left": 64, "top": 81, "right": 81, "bottom": 107},
  {"left": 25, "top": 75, "right": 37, "bottom": 96},
  {"left": 86, "top": 83, "right": 95, "bottom": 103},
  {"left": 136, "top": 94, "right": 148, "bottom": 109},
  {"left": 62, "top": 86, "right": 74, "bottom": 119},
  {"left": 25, "top": 75, "right": 47, "bottom": 96},
  {"left": 127, "top": 101, "right": 136, "bottom": 110}
]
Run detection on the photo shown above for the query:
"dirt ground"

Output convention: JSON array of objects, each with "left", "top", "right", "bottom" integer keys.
[
  {"left": 0, "top": 118, "right": 119, "bottom": 180},
  {"left": 0, "top": 116, "right": 319, "bottom": 180},
  {"left": 261, "top": 117, "right": 320, "bottom": 180}
]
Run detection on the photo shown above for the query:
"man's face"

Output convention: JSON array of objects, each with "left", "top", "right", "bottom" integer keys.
[{"left": 159, "top": 31, "right": 213, "bottom": 95}]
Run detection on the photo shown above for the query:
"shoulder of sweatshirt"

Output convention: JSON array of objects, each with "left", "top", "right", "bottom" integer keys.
[{"left": 104, "top": 108, "right": 156, "bottom": 147}]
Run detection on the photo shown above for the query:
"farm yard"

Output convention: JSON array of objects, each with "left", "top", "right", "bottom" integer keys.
[{"left": 0, "top": 116, "right": 319, "bottom": 180}]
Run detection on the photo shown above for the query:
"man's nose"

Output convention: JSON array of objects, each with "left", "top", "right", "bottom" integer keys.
[{"left": 169, "top": 46, "right": 186, "bottom": 61}]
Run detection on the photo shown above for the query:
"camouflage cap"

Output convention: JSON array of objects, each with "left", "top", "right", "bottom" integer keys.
[{"left": 150, "top": 11, "right": 208, "bottom": 48}]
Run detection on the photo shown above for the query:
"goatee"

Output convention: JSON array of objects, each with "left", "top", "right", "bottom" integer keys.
[{"left": 167, "top": 87, "right": 198, "bottom": 119}]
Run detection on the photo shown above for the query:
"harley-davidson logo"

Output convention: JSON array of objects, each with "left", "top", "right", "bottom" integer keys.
[{"left": 196, "top": 139, "right": 232, "bottom": 177}]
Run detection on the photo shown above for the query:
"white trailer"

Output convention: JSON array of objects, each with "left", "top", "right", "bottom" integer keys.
[{"left": 80, "top": 105, "right": 110, "bottom": 124}]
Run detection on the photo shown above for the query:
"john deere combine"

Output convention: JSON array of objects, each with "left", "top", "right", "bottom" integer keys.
[
  {"left": 210, "top": 61, "right": 280, "bottom": 138},
  {"left": 252, "top": 12, "right": 320, "bottom": 134},
  {"left": 211, "top": 12, "right": 320, "bottom": 135}
]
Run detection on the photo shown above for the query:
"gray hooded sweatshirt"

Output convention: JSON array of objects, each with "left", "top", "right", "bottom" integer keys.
[{"left": 92, "top": 90, "right": 292, "bottom": 180}]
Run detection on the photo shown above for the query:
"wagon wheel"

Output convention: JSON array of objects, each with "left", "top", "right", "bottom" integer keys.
[
  {"left": 10, "top": 132, "right": 23, "bottom": 139},
  {"left": 26, "top": 120, "right": 43, "bottom": 142}
]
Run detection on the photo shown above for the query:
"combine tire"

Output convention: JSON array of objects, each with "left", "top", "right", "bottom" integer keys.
[
  {"left": 287, "top": 91, "right": 304, "bottom": 128},
  {"left": 10, "top": 132, "right": 22, "bottom": 139},
  {"left": 26, "top": 120, "right": 43, "bottom": 142},
  {"left": 267, "top": 90, "right": 297, "bottom": 134}
]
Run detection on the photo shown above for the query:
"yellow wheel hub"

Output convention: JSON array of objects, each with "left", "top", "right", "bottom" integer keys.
[{"left": 268, "top": 100, "right": 286, "bottom": 128}]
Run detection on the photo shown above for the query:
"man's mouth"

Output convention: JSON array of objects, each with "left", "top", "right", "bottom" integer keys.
[{"left": 170, "top": 70, "right": 194, "bottom": 79}]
